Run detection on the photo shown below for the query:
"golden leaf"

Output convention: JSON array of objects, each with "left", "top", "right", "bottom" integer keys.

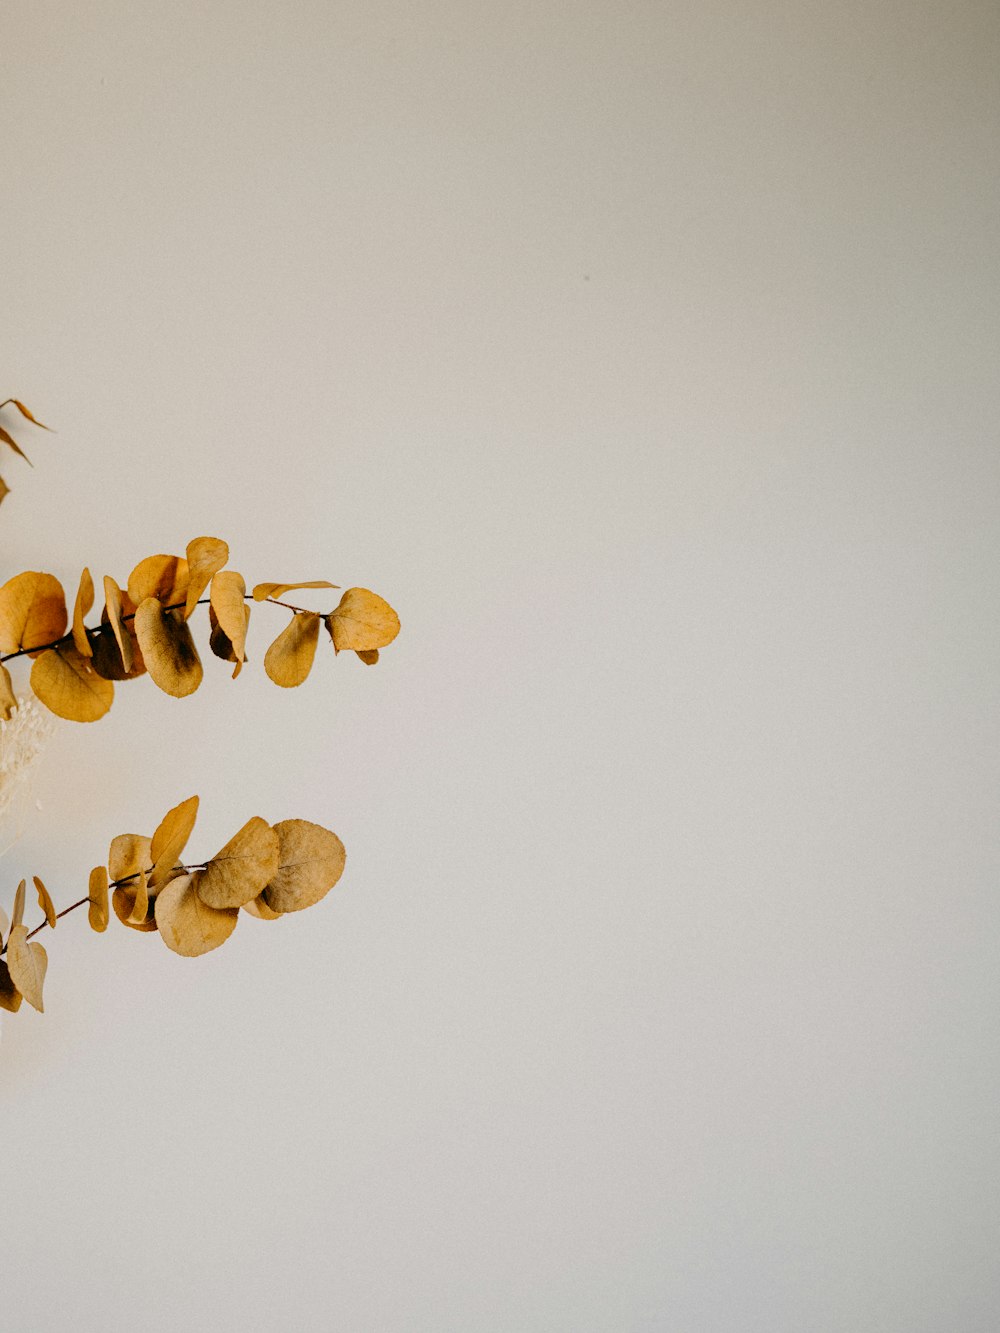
[
  {"left": 127, "top": 868, "right": 150, "bottom": 925},
  {"left": 103, "top": 575, "right": 133, "bottom": 673},
  {"left": 72, "top": 567, "right": 95, "bottom": 658},
  {"left": 0, "top": 475, "right": 9, "bottom": 507},
  {"left": 252, "top": 580, "right": 338, "bottom": 602},
  {"left": 88, "top": 865, "right": 109, "bottom": 932},
  {"left": 127, "top": 554, "right": 189, "bottom": 611},
  {"left": 133, "top": 598, "right": 203, "bottom": 697},
  {"left": 0, "top": 958, "right": 22, "bottom": 1013},
  {"left": 208, "top": 603, "right": 251, "bottom": 675},
  {"left": 0, "top": 424, "right": 30, "bottom": 462},
  {"left": 149, "top": 794, "right": 199, "bottom": 889},
  {"left": 7, "top": 924, "right": 47, "bottom": 1012},
  {"left": 185, "top": 537, "right": 229, "bottom": 620},
  {"left": 30, "top": 645, "right": 115, "bottom": 722},
  {"left": 263, "top": 819, "right": 346, "bottom": 913},
  {"left": 209, "top": 571, "right": 248, "bottom": 673},
  {"left": 108, "top": 832, "right": 152, "bottom": 884},
  {"left": 33, "top": 876, "right": 56, "bottom": 929},
  {"left": 12, "top": 878, "right": 25, "bottom": 928},
  {"left": 154, "top": 872, "right": 238, "bottom": 957},
  {"left": 326, "top": 588, "right": 400, "bottom": 653},
  {"left": 196, "top": 817, "right": 281, "bottom": 910},
  {"left": 112, "top": 886, "right": 158, "bottom": 931},
  {"left": 7, "top": 400, "right": 50, "bottom": 430},
  {"left": 242, "top": 894, "right": 282, "bottom": 920},
  {"left": 264, "top": 612, "right": 320, "bottom": 688},
  {"left": 356, "top": 649, "right": 379, "bottom": 665},
  {"left": 0, "top": 571, "right": 68, "bottom": 656},
  {"left": 0, "top": 662, "right": 16, "bottom": 721}
]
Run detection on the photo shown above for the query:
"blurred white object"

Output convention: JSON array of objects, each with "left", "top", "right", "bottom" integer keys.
[{"left": 0, "top": 696, "right": 54, "bottom": 860}]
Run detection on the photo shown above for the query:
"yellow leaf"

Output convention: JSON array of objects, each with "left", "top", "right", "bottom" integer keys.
[
  {"left": 133, "top": 598, "right": 203, "bottom": 697},
  {"left": 71, "top": 568, "right": 95, "bottom": 658},
  {"left": 252, "top": 580, "right": 338, "bottom": 602},
  {"left": 196, "top": 817, "right": 281, "bottom": 910},
  {"left": 33, "top": 876, "right": 56, "bottom": 929},
  {"left": 149, "top": 795, "right": 199, "bottom": 889},
  {"left": 185, "top": 537, "right": 229, "bottom": 620},
  {"left": 356, "top": 649, "right": 379, "bottom": 665},
  {"left": 208, "top": 603, "right": 251, "bottom": 676},
  {"left": 103, "top": 575, "right": 133, "bottom": 673},
  {"left": 0, "top": 571, "right": 68, "bottom": 656},
  {"left": 0, "top": 662, "right": 16, "bottom": 721},
  {"left": 7, "top": 924, "right": 47, "bottom": 1012},
  {"left": 326, "top": 588, "right": 400, "bottom": 653},
  {"left": 31, "top": 645, "right": 115, "bottom": 722},
  {"left": 12, "top": 878, "right": 25, "bottom": 928},
  {"left": 127, "top": 868, "right": 150, "bottom": 925},
  {"left": 0, "top": 958, "right": 22, "bottom": 1013},
  {"left": 263, "top": 819, "right": 346, "bottom": 913},
  {"left": 108, "top": 833, "right": 152, "bottom": 884},
  {"left": 112, "top": 885, "right": 158, "bottom": 931},
  {"left": 209, "top": 571, "right": 248, "bottom": 672},
  {"left": 264, "top": 612, "right": 320, "bottom": 688},
  {"left": 154, "top": 872, "right": 238, "bottom": 957},
  {"left": 88, "top": 865, "right": 109, "bottom": 932},
  {"left": 242, "top": 894, "right": 282, "bottom": 921},
  {"left": 127, "top": 554, "right": 189, "bottom": 611},
  {"left": 0, "top": 425, "right": 30, "bottom": 462}
]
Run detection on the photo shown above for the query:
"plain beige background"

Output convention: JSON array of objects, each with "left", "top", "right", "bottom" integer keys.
[{"left": 2, "top": 2, "right": 998, "bottom": 1330}]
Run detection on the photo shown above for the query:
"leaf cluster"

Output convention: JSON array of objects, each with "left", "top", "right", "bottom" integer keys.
[
  {"left": 0, "top": 399, "right": 50, "bottom": 508},
  {"left": 0, "top": 794, "right": 346, "bottom": 1014},
  {"left": 0, "top": 536, "right": 400, "bottom": 722}
]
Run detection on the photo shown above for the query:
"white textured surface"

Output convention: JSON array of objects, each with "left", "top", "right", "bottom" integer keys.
[{"left": 2, "top": 3, "right": 999, "bottom": 1330}]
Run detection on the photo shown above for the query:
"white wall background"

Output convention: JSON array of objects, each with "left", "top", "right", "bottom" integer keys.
[{"left": 2, "top": 2, "right": 998, "bottom": 1329}]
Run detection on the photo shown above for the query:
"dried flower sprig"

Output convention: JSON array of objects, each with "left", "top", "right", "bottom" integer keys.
[
  {"left": 0, "top": 537, "right": 400, "bottom": 722},
  {"left": 0, "top": 793, "right": 346, "bottom": 1014}
]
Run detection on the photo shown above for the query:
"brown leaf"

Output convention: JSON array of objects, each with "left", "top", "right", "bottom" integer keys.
[
  {"left": 7, "top": 924, "right": 47, "bottom": 1012},
  {"left": 196, "top": 817, "right": 280, "bottom": 910},
  {"left": 12, "top": 878, "right": 25, "bottom": 928},
  {"left": 103, "top": 575, "right": 133, "bottom": 673},
  {"left": 127, "top": 554, "right": 189, "bottom": 611},
  {"left": 209, "top": 571, "right": 248, "bottom": 673},
  {"left": 31, "top": 645, "right": 115, "bottom": 722},
  {"left": 89, "top": 617, "right": 147, "bottom": 681},
  {"left": 88, "top": 865, "right": 109, "bottom": 932},
  {"left": 252, "top": 580, "right": 338, "bottom": 602},
  {"left": 0, "top": 662, "right": 16, "bottom": 721},
  {"left": 7, "top": 400, "right": 51, "bottom": 430},
  {"left": 264, "top": 612, "right": 320, "bottom": 688},
  {"left": 149, "top": 795, "right": 199, "bottom": 889},
  {"left": 133, "top": 598, "right": 203, "bottom": 697},
  {"left": 72, "top": 567, "right": 95, "bottom": 658},
  {"left": 0, "top": 571, "right": 68, "bottom": 656},
  {"left": 356, "top": 649, "right": 379, "bottom": 665},
  {"left": 0, "top": 958, "right": 22, "bottom": 1013},
  {"left": 208, "top": 603, "right": 251, "bottom": 675},
  {"left": 263, "top": 819, "right": 346, "bottom": 913},
  {"left": 185, "top": 537, "right": 229, "bottom": 619},
  {"left": 154, "top": 872, "right": 238, "bottom": 957},
  {"left": 33, "top": 876, "right": 56, "bottom": 929},
  {"left": 326, "top": 588, "right": 400, "bottom": 653}
]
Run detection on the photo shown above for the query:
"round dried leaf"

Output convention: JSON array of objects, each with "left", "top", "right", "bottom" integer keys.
[
  {"left": 327, "top": 588, "right": 400, "bottom": 652},
  {"left": 0, "top": 571, "right": 68, "bottom": 655},
  {"left": 134, "top": 598, "right": 204, "bottom": 697},
  {"left": 197, "top": 817, "right": 281, "bottom": 910},
  {"left": 185, "top": 537, "right": 230, "bottom": 619},
  {"left": 263, "top": 819, "right": 346, "bottom": 914},
  {"left": 30, "top": 646, "right": 115, "bottom": 722},
  {"left": 7, "top": 924, "right": 47, "bottom": 1012},
  {"left": 155, "top": 872, "right": 238, "bottom": 957},
  {"left": 108, "top": 833, "right": 152, "bottom": 884},
  {"left": 88, "top": 865, "right": 110, "bottom": 932},
  {"left": 127, "top": 554, "right": 189, "bottom": 611},
  {"left": 72, "top": 567, "right": 95, "bottom": 657},
  {"left": 112, "top": 886, "right": 159, "bottom": 931},
  {"left": 150, "top": 795, "right": 199, "bottom": 888},
  {"left": 264, "top": 612, "right": 320, "bottom": 689},
  {"left": 209, "top": 571, "right": 248, "bottom": 668},
  {"left": 208, "top": 603, "right": 251, "bottom": 677}
]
